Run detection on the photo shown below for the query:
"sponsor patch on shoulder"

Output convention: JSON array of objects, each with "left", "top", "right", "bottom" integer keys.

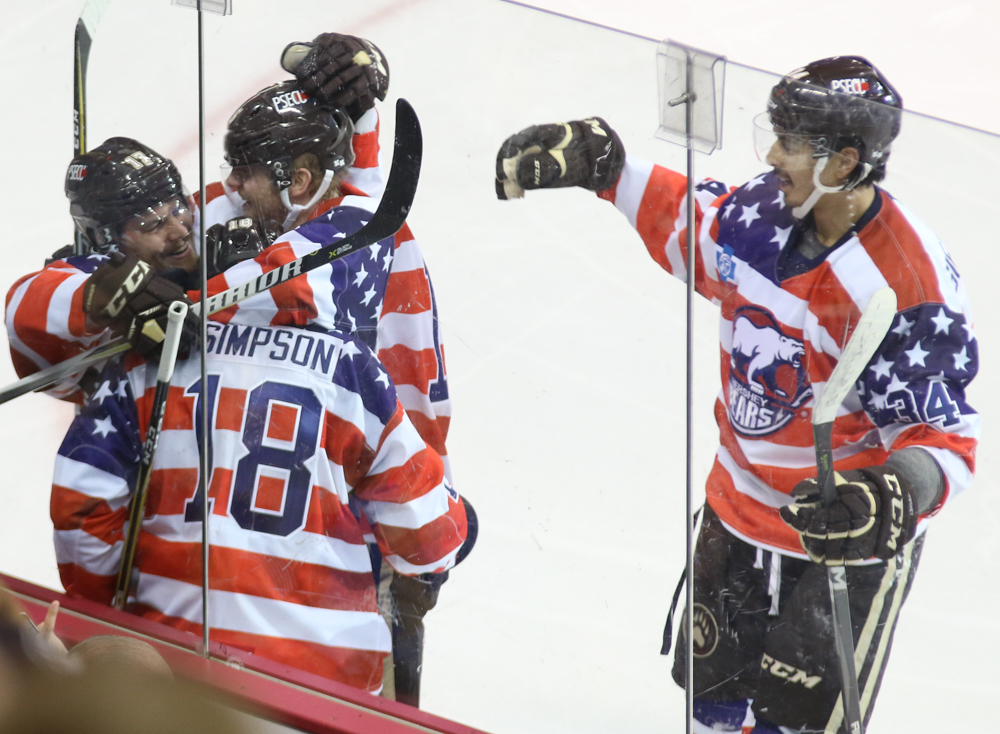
[{"left": 717, "top": 244, "right": 737, "bottom": 284}]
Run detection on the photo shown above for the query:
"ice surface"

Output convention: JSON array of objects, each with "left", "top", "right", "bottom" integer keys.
[{"left": 0, "top": 1, "right": 996, "bottom": 732}]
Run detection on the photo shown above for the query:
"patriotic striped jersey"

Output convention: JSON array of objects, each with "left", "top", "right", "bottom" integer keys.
[
  {"left": 599, "top": 158, "right": 979, "bottom": 556},
  {"left": 51, "top": 322, "right": 467, "bottom": 691},
  {"left": 5, "top": 109, "right": 452, "bottom": 477}
]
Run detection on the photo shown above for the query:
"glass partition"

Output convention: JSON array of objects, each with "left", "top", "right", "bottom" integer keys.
[{"left": 0, "top": 0, "right": 996, "bottom": 732}]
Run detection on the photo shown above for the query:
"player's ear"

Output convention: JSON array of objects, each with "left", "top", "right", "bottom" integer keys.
[
  {"left": 288, "top": 167, "right": 314, "bottom": 201},
  {"left": 834, "top": 146, "right": 861, "bottom": 184}
]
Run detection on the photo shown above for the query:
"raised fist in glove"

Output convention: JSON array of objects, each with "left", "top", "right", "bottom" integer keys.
[
  {"left": 83, "top": 251, "right": 199, "bottom": 359},
  {"left": 495, "top": 117, "right": 625, "bottom": 200},
  {"left": 281, "top": 33, "right": 389, "bottom": 122},
  {"left": 779, "top": 466, "right": 918, "bottom": 565}
]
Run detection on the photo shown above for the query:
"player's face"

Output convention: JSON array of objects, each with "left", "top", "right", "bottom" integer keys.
[
  {"left": 225, "top": 165, "right": 287, "bottom": 224},
  {"left": 765, "top": 135, "right": 820, "bottom": 207},
  {"left": 766, "top": 134, "right": 857, "bottom": 208},
  {"left": 120, "top": 196, "right": 198, "bottom": 273}
]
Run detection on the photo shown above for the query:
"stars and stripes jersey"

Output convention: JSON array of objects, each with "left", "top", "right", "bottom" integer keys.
[
  {"left": 50, "top": 323, "right": 467, "bottom": 691},
  {"left": 4, "top": 104, "right": 384, "bottom": 401},
  {"left": 6, "top": 163, "right": 451, "bottom": 480},
  {"left": 599, "top": 157, "right": 979, "bottom": 556},
  {"left": 198, "top": 183, "right": 452, "bottom": 480}
]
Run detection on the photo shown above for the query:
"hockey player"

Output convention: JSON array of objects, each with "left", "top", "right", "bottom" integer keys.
[
  {"left": 494, "top": 57, "right": 978, "bottom": 733},
  {"left": 5, "top": 138, "right": 202, "bottom": 401},
  {"left": 48, "top": 316, "right": 466, "bottom": 693},
  {"left": 207, "top": 75, "right": 457, "bottom": 706}
]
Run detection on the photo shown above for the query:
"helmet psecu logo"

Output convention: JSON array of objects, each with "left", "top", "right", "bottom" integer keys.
[
  {"left": 271, "top": 89, "right": 311, "bottom": 114},
  {"left": 67, "top": 164, "right": 88, "bottom": 182}
]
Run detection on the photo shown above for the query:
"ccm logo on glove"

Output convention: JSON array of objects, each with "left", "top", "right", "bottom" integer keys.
[{"left": 779, "top": 465, "right": 917, "bottom": 565}]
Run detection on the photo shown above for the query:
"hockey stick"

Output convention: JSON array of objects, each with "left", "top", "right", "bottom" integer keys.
[
  {"left": 0, "top": 97, "right": 422, "bottom": 406},
  {"left": 0, "top": 338, "right": 131, "bottom": 406},
  {"left": 74, "top": 0, "right": 114, "bottom": 256},
  {"left": 811, "top": 286, "right": 897, "bottom": 734},
  {"left": 112, "top": 301, "right": 189, "bottom": 610}
]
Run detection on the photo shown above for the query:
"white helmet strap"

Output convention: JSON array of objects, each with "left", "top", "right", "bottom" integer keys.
[
  {"left": 791, "top": 155, "right": 873, "bottom": 219},
  {"left": 279, "top": 168, "right": 335, "bottom": 231}
]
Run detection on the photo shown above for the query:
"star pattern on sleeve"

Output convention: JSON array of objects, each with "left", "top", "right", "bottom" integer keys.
[
  {"left": 869, "top": 355, "right": 894, "bottom": 380},
  {"left": 92, "top": 415, "right": 117, "bottom": 438},
  {"left": 886, "top": 373, "right": 909, "bottom": 393},
  {"left": 930, "top": 307, "right": 954, "bottom": 334},
  {"left": 91, "top": 380, "right": 115, "bottom": 403},
  {"left": 867, "top": 387, "right": 887, "bottom": 410},
  {"left": 320, "top": 207, "right": 394, "bottom": 342},
  {"left": 860, "top": 304, "right": 978, "bottom": 428},
  {"left": 953, "top": 346, "right": 971, "bottom": 371},
  {"left": 770, "top": 225, "right": 793, "bottom": 248},
  {"left": 738, "top": 203, "right": 761, "bottom": 229},
  {"left": 891, "top": 316, "right": 914, "bottom": 338},
  {"left": 340, "top": 341, "right": 362, "bottom": 360},
  {"left": 904, "top": 341, "right": 930, "bottom": 367},
  {"left": 353, "top": 264, "right": 368, "bottom": 287}
]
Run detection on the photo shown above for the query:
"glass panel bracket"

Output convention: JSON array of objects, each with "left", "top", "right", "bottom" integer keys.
[
  {"left": 172, "top": 0, "right": 232, "bottom": 16},
  {"left": 656, "top": 40, "right": 725, "bottom": 154}
]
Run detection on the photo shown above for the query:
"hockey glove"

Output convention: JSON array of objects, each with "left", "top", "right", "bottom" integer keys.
[
  {"left": 779, "top": 466, "right": 918, "bottom": 565},
  {"left": 83, "top": 252, "right": 199, "bottom": 359},
  {"left": 495, "top": 117, "right": 625, "bottom": 200},
  {"left": 204, "top": 216, "right": 280, "bottom": 280},
  {"left": 281, "top": 33, "right": 389, "bottom": 123}
]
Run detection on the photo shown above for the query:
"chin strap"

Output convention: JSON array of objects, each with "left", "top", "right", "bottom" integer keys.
[
  {"left": 280, "top": 169, "right": 335, "bottom": 231},
  {"left": 791, "top": 156, "right": 873, "bottom": 219},
  {"left": 221, "top": 179, "right": 246, "bottom": 213}
]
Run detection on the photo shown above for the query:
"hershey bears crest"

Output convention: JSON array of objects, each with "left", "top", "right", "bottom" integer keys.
[{"left": 728, "top": 306, "right": 811, "bottom": 437}]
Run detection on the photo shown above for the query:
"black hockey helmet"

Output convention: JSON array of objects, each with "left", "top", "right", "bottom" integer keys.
[
  {"left": 65, "top": 137, "right": 186, "bottom": 251},
  {"left": 223, "top": 81, "right": 355, "bottom": 191},
  {"left": 766, "top": 56, "right": 903, "bottom": 187}
]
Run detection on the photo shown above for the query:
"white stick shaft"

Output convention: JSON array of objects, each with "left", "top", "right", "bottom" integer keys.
[{"left": 156, "top": 301, "right": 189, "bottom": 383}]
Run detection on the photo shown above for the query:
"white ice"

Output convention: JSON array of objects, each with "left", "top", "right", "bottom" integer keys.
[{"left": 0, "top": 1, "right": 996, "bottom": 732}]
